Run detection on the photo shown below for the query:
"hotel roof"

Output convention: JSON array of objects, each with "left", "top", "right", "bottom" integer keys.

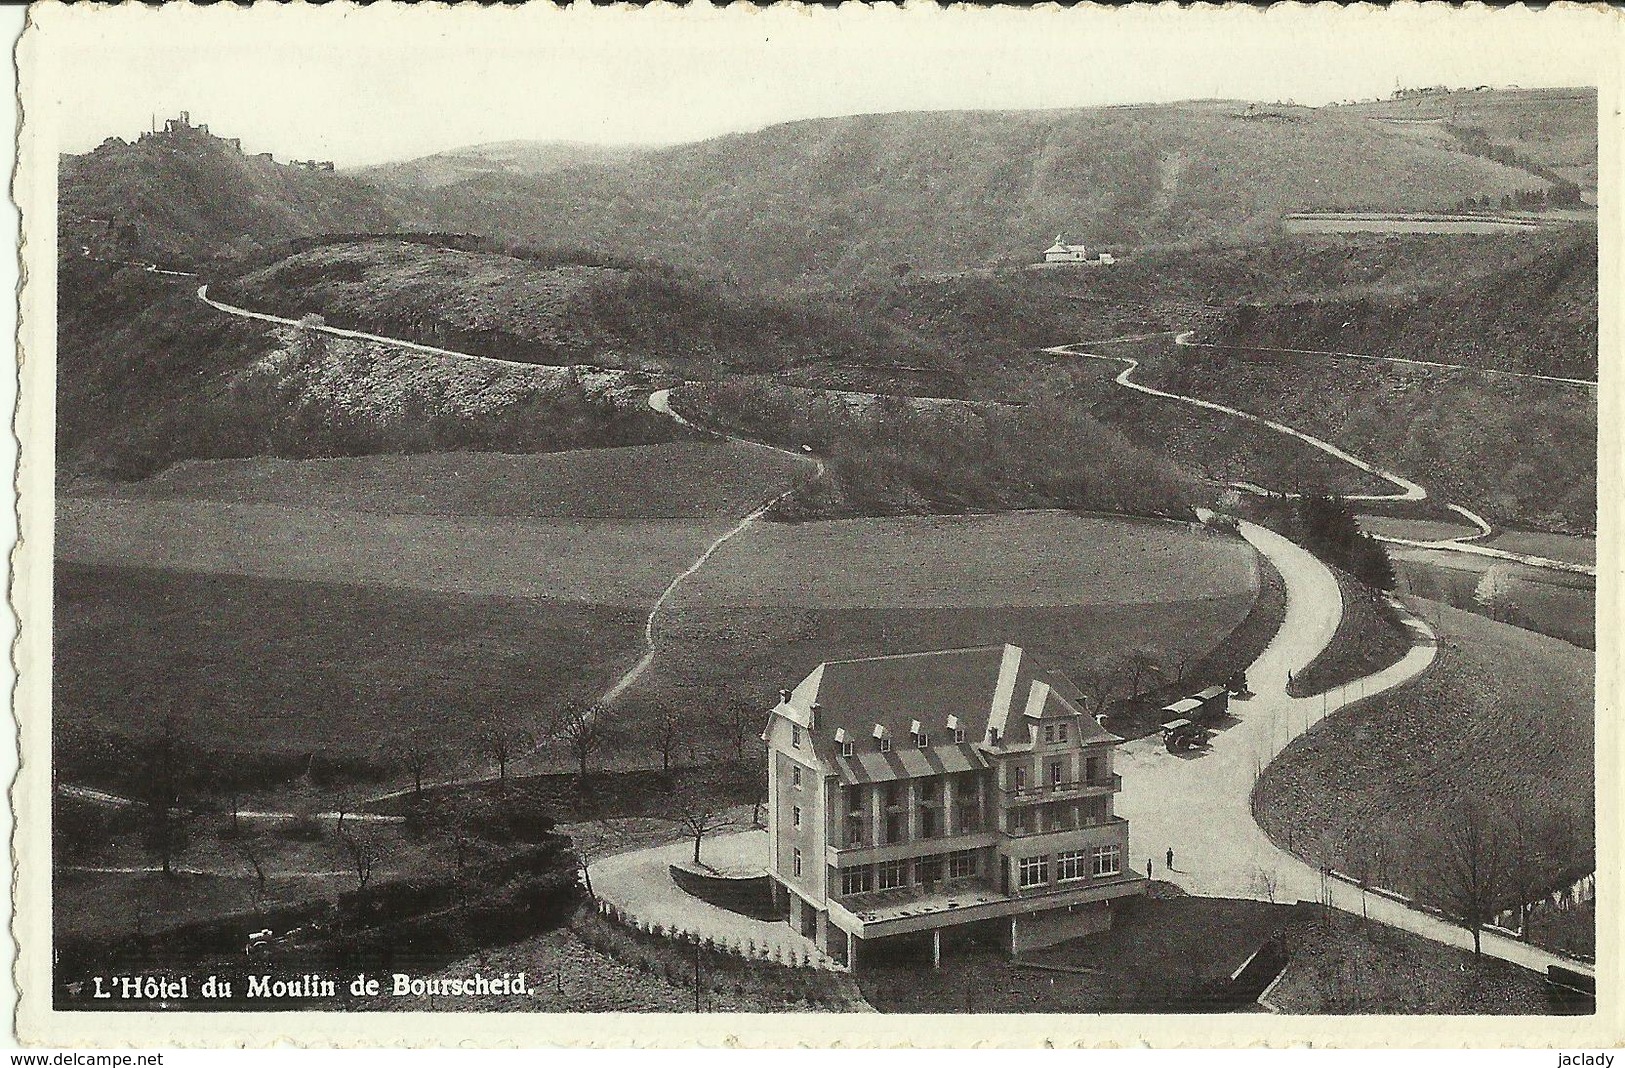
[{"left": 776, "top": 644, "right": 1120, "bottom": 775}]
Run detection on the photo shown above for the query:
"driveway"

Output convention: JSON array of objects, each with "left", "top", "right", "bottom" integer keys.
[
  {"left": 1117, "top": 520, "right": 1589, "bottom": 976},
  {"left": 587, "top": 829, "right": 840, "bottom": 970}
]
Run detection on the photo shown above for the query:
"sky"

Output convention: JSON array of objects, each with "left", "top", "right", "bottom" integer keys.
[{"left": 28, "top": 2, "right": 1619, "bottom": 168}]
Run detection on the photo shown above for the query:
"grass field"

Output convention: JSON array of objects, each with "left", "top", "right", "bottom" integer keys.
[
  {"left": 1253, "top": 602, "right": 1593, "bottom": 939},
  {"left": 72, "top": 443, "right": 806, "bottom": 521},
  {"left": 58, "top": 496, "right": 725, "bottom": 606},
  {"left": 1356, "top": 515, "right": 1481, "bottom": 542},
  {"left": 1482, "top": 530, "right": 1596, "bottom": 566},
  {"left": 1262, "top": 909, "right": 1557, "bottom": 1014},
  {"left": 1287, "top": 566, "right": 1414, "bottom": 698},
  {"left": 1391, "top": 546, "right": 1594, "bottom": 649},
  {"left": 674, "top": 512, "right": 1258, "bottom": 608},
  {"left": 54, "top": 563, "right": 642, "bottom": 780},
  {"left": 630, "top": 513, "right": 1265, "bottom": 720}
]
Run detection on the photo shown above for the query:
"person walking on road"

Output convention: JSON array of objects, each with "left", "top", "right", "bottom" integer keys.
[
  {"left": 1166, "top": 847, "right": 1175, "bottom": 871},
  {"left": 1146, "top": 859, "right": 1153, "bottom": 880}
]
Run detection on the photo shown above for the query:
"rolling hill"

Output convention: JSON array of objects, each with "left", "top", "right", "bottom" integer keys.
[
  {"left": 211, "top": 236, "right": 931, "bottom": 376},
  {"left": 60, "top": 121, "right": 420, "bottom": 268},
  {"left": 410, "top": 102, "right": 1558, "bottom": 284},
  {"left": 1336, "top": 87, "right": 1597, "bottom": 199},
  {"left": 351, "top": 139, "right": 651, "bottom": 189}
]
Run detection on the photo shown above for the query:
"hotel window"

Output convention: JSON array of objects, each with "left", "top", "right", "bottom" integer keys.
[
  {"left": 1043, "top": 725, "right": 1055, "bottom": 744},
  {"left": 793, "top": 848, "right": 803, "bottom": 877},
  {"left": 846, "top": 812, "right": 865, "bottom": 847},
  {"left": 841, "top": 865, "right": 874, "bottom": 895},
  {"left": 1091, "top": 844, "right": 1122, "bottom": 877},
  {"left": 877, "top": 859, "right": 908, "bottom": 891},
  {"left": 885, "top": 812, "right": 905, "bottom": 845},
  {"left": 1011, "top": 807, "right": 1027, "bottom": 833},
  {"left": 1056, "top": 849, "right": 1088, "bottom": 882},
  {"left": 921, "top": 808, "right": 939, "bottom": 839},
  {"left": 1085, "top": 755, "right": 1100, "bottom": 783},
  {"left": 845, "top": 783, "right": 864, "bottom": 812},
  {"left": 1049, "top": 761, "right": 1064, "bottom": 787},
  {"left": 792, "top": 765, "right": 802, "bottom": 788},
  {"left": 957, "top": 796, "right": 981, "bottom": 833},
  {"left": 1013, "top": 766, "right": 1027, "bottom": 793},
  {"left": 1058, "top": 723, "right": 1069, "bottom": 743},
  {"left": 791, "top": 725, "right": 801, "bottom": 749},
  {"left": 948, "top": 850, "right": 978, "bottom": 879},
  {"left": 1083, "top": 796, "right": 1109, "bottom": 824},
  {"left": 793, "top": 806, "right": 801, "bottom": 828},
  {"left": 917, "top": 856, "right": 944, "bottom": 884},
  {"left": 1018, "top": 854, "right": 1050, "bottom": 888}
]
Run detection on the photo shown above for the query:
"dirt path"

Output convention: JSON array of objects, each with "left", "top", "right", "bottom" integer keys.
[{"left": 599, "top": 390, "right": 823, "bottom": 703}]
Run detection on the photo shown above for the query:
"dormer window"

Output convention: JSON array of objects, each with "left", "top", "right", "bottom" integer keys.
[
  {"left": 841, "top": 740, "right": 854, "bottom": 757},
  {"left": 1059, "top": 722, "right": 1069, "bottom": 743},
  {"left": 880, "top": 737, "right": 892, "bottom": 753},
  {"left": 916, "top": 731, "right": 928, "bottom": 749},
  {"left": 1043, "top": 725, "right": 1055, "bottom": 744},
  {"left": 954, "top": 728, "right": 965, "bottom": 744},
  {"left": 835, "top": 727, "right": 852, "bottom": 758},
  {"left": 791, "top": 725, "right": 802, "bottom": 749}
]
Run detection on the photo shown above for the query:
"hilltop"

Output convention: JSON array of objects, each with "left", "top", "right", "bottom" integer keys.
[
  {"left": 1336, "top": 87, "right": 1596, "bottom": 199},
  {"left": 211, "top": 236, "right": 931, "bottom": 377},
  {"left": 410, "top": 102, "right": 1557, "bottom": 284},
  {"left": 59, "top": 115, "right": 419, "bottom": 269},
  {"left": 351, "top": 140, "right": 651, "bottom": 189}
]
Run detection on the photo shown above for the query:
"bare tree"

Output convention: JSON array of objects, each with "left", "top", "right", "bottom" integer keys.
[
  {"left": 649, "top": 702, "right": 687, "bottom": 776},
  {"left": 341, "top": 832, "right": 378, "bottom": 892},
  {"left": 1125, "top": 648, "right": 1162, "bottom": 699},
  {"left": 1425, "top": 800, "right": 1509, "bottom": 955},
  {"left": 721, "top": 698, "right": 757, "bottom": 764},
  {"left": 1474, "top": 564, "right": 1520, "bottom": 624},
  {"left": 135, "top": 716, "right": 198, "bottom": 877},
  {"left": 385, "top": 727, "right": 447, "bottom": 803},
  {"left": 1251, "top": 865, "right": 1281, "bottom": 904},
  {"left": 230, "top": 836, "right": 269, "bottom": 903},
  {"left": 669, "top": 787, "right": 737, "bottom": 867},
  {"left": 550, "top": 699, "right": 615, "bottom": 783},
  {"left": 484, "top": 724, "right": 535, "bottom": 787},
  {"left": 1075, "top": 660, "right": 1119, "bottom": 720}
]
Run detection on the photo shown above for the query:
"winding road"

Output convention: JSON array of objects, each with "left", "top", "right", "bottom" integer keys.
[
  {"left": 1117, "top": 518, "right": 1588, "bottom": 977},
  {"left": 63, "top": 283, "right": 1590, "bottom": 976},
  {"left": 1053, "top": 333, "right": 1595, "bottom": 577}
]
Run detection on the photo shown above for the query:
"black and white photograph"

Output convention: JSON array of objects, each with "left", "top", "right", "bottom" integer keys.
[{"left": 13, "top": 0, "right": 1617, "bottom": 1047}]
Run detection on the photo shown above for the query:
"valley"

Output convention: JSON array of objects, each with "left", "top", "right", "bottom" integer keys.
[{"left": 47, "top": 84, "right": 1599, "bottom": 1014}]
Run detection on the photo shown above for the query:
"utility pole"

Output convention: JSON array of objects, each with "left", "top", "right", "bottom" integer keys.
[{"left": 694, "top": 940, "right": 702, "bottom": 1013}]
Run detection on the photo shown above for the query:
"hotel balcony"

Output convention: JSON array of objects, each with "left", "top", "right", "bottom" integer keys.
[
  {"left": 826, "top": 831, "right": 997, "bottom": 868},
  {"left": 1002, "top": 815, "right": 1127, "bottom": 842},
  {"left": 827, "top": 867, "right": 1147, "bottom": 941},
  {"left": 1003, "top": 774, "right": 1121, "bottom": 805}
]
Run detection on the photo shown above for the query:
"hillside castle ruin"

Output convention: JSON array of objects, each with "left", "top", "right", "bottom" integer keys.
[{"left": 131, "top": 111, "right": 334, "bottom": 170}]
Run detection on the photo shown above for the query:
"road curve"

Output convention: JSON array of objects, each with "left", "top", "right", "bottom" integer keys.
[
  {"left": 1049, "top": 336, "right": 1427, "bottom": 502},
  {"left": 1056, "top": 334, "right": 1595, "bottom": 577},
  {"left": 1117, "top": 519, "right": 1590, "bottom": 977}
]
